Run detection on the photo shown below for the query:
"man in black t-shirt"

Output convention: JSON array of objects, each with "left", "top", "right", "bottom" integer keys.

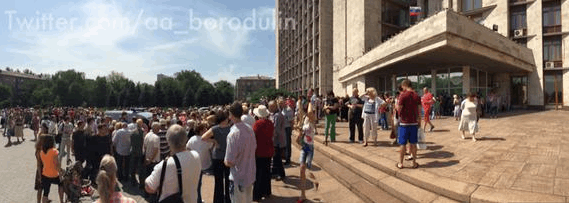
[
  {"left": 347, "top": 88, "right": 364, "bottom": 143},
  {"left": 324, "top": 91, "right": 339, "bottom": 144}
]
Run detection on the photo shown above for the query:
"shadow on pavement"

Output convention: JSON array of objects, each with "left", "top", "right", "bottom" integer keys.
[
  {"left": 421, "top": 160, "right": 460, "bottom": 168},
  {"left": 477, "top": 137, "right": 506, "bottom": 141},
  {"left": 426, "top": 145, "right": 444, "bottom": 151},
  {"left": 419, "top": 151, "right": 454, "bottom": 159},
  {"left": 282, "top": 175, "right": 316, "bottom": 191},
  {"left": 431, "top": 129, "right": 450, "bottom": 133},
  {"left": 480, "top": 110, "right": 541, "bottom": 119},
  {"left": 260, "top": 196, "right": 317, "bottom": 203}
]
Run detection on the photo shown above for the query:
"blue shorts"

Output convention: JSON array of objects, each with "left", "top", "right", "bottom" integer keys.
[
  {"left": 299, "top": 144, "right": 314, "bottom": 169},
  {"left": 398, "top": 125, "right": 418, "bottom": 145}
]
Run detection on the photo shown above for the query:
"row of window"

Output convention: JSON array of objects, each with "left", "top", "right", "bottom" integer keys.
[{"left": 510, "top": 1, "right": 561, "bottom": 31}]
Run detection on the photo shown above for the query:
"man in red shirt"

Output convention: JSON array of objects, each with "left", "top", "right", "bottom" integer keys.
[
  {"left": 396, "top": 79, "right": 421, "bottom": 169},
  {"left": 421, "top": 87, "right": 435, "bottom": 132}
]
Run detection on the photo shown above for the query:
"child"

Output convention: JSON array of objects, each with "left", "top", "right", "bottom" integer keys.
[{"left": 296, "top": 103, "right": 318, "bottom": 203}]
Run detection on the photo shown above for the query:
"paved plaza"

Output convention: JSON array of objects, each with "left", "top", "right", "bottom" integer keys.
[
  {"left": 311, "top": 110, "right": 569, "bottom": 202},
  {"left": 0, "top": 127, "right": 363, "bottom": 203}
]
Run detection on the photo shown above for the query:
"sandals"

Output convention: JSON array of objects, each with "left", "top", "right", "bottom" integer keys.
[
  {"left": 405, "top": 155, "right": 414, "bottom": 161},
  {"left": 396, "top": 162, "right": 419, "bottom": 169},
  {"left": 396, "top": 163, "right": 404, "bottom": 169}
]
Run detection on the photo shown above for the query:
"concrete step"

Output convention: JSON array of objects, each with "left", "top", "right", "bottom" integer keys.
[
  {"left": 294, "top": 134, "right": 457, "bottom": 203},
  {"left": 308, "top": 132, "right": 567, "bottom": 203}
]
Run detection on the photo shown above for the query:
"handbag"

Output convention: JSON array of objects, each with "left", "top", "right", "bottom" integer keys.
[
  {"left": 417, "top": 130, "right": 427, "bottom": 150},
  {"left": 156, "top": 155, "right": 184, "bottom": 203}
]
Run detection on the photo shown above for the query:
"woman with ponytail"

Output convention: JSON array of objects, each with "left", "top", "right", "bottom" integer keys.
[{"left": 95, "top": 155, "right": 136, "bottom": 203}]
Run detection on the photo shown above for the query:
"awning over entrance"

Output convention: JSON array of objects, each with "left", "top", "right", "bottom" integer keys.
[{"left": 338, "top": 10, "right": 536, "bottom": 83}]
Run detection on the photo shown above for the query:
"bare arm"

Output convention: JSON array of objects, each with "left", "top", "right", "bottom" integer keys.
[{"left": 201, "top": 128, "right": 214, "bottom": 141}]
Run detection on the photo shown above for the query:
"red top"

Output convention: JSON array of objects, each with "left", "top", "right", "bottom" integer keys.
[
  {"left": 398, "top": 90, "right": 421, "bottom": 125},
  {"left": 421, "top": 92, "right": 434, "bottom": 110},
  {"left": 253, "top": 119, "right": 275, "bottom": 158}
]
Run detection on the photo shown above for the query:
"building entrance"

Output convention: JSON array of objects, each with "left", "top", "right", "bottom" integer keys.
[{"left": 511, "top": 75, "right": 528, "bottom": 108}]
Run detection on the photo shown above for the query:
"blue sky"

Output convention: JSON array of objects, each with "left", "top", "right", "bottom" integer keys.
[{"left": 1, "top": 0, "right": 276, "bottom": 84}]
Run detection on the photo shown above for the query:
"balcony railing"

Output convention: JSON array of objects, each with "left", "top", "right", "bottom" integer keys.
[{"left": 543, "top": 25, "right": 562, "bottom": 34}]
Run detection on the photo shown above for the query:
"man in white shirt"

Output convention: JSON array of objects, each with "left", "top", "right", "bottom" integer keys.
[
  {"left": 146, "top": 124, "right": 201, "bottom": 203},
  {"left": 142, "top": 122, "right": 161, "bottom": 195},
  {"left": 225, "top": 102, "right": 257, "bottom": 203},
  {"left": 112, "top": 123, "right": 131, "bottom": 181}
]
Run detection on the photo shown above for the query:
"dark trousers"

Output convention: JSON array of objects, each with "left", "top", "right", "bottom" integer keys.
[
  {"left": 116, "top": 154, "right": 131, "bottom": 181},
  {"left": 212, "top": 159, "right": 230, "bottom": 203},
  {"left": 254, "top": 157, "right": 272, "bottom": 200},
  {"left": 271, "top": 147, "right": 286, "bottom": 178},
  {"left": 198, "top": 171, "right": 203, "bottom": 203},
  {"left": 85, "top": 154, "right": 102, "bottom": 181},
  {"left": 130, "top": 154, "right": 143, "bottom": 184},
  {"left": 349, "top": 118, "right": 364, "bottom": 141},
  {"left": 284, "top": 127, "right": 292, "bottom": 163}
]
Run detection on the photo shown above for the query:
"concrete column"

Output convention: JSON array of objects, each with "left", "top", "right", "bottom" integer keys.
[
  {"left": 392, "top": 74, "right": 397, "bottom": 94},
  {"left": 431, "top": 69, "right": 437, "bottom": 96},
  {"left": 559, "top": 70, "right": 569, "bottom": 108},
  {"left": 462, "top": 66, "right": 470, "bottom": 95}
]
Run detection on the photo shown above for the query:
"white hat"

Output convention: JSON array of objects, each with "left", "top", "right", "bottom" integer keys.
[
  {"left": 253, "top": 105, "right": 270, "bottom": 118},
  {"left": 127, "top": 123, "right": 137, "bottom": 131}
]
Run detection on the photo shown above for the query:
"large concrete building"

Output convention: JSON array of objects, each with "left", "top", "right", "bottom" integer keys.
[
  {"left": 331, "top": 0, "right": 568, "bottom": 109},
  {"left": 234, "top": 75, "right": 276, "bottom": 101},
  {"left": 275, "top": 0, "right": 333, "bottom": 96}
]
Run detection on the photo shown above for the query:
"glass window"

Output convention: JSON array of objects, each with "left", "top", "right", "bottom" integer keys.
[
  {"left": 543, "top": 1, "right": 561, "bottom": 27},
  {"left": 543, "top": 36, "right": 562, "bottom": 61},
  {"left": 510, "top": 5, "right": 527, "bottom": 30},
  {"left": 462, "top": 0, "right": 482, "bottom": 12},
  {"left": 544, "top": 71, "right": 563, "bottom": 104}
]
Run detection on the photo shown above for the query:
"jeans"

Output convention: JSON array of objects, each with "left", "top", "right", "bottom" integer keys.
[
  {"left": 59, "top": 137, "right": 71, "bottom": 162},
  {"left": 212, "top": 159, "right": 230, "bottom": 203},
  {"left": 349, "top": 118, "right": 364, "bottom": 141},
  {"left": 116, "top": 154, "right": 131, "bottom": 181},
  {"left": 253, "top": 157, "right": 271, "bottom": 200},
  {"left": 324, "top": 114, "right": 337, "bottom": 142},
  {"left": 490, "top": 106, "right": 498, "bottom": 117},
  {"left": 284, "top": 127, "right": 292, "bottom": 163},
  {"left": 379, "top": 113, "right": 388, "bottom": 129},
  {"left": 271, "top": 147, "right": 286, "bottom": 178}
]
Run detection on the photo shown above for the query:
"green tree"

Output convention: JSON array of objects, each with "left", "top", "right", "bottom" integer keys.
[
  {"left": 0, "top": 84, "right": 12, "bottom": 107},
  {"left": 213, "top": 80, "right": 234, "bottom": 105}
]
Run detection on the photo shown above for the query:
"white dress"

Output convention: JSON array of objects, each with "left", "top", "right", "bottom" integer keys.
[{"left": 458, "top": 99, "right": 479, "bottom": 135}]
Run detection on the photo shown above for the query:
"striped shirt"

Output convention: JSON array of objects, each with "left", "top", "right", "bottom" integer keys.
[{"left": 157, "top": 130, "right": 170, "bottom": 160}]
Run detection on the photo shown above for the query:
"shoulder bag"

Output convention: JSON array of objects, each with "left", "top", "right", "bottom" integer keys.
[{"left": 156, "top": 155, "right": 184, "bottom": 203}]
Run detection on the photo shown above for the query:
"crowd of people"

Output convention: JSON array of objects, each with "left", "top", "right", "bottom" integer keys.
[{"left": 0, "top": 77, "right": 508, "bottom": 203}]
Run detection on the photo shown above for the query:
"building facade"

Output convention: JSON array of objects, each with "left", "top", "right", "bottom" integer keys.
[
  {"left": 332, "top": 0, "right": 569, "bottom": 109},
  {"left": 275, "top": 0, "right": 333, "bottom": 96},
  {"left": 234, "top": 75, "right": 276, "bottom": 101}
]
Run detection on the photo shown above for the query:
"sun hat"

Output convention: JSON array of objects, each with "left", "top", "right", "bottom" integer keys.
[{"left": 253, "top": 105, "right": 270, "bottom": 118}]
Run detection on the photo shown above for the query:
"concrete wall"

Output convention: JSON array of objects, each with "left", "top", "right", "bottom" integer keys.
[
  {"left": 320, "top": 0, "right": 334, "bottom": 95},
  {"left": 346, "top": 0, "right": 366, "bottom": 61},
  {"left": 482, "top": 0, "right": 508, "bottom": 37},
  {"left": 364, "top": 0, "right": 381, "bottom": 51},
  {"left": 333, "top": 0, "right": 347, "bottom": 96},
  {"left": 564, "top": 70, "right": 569, "bottom": 106},
  {"left": 526, "top": 1, "right": 544, "bottom": 106}
]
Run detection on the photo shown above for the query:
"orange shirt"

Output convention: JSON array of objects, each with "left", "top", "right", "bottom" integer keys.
[{"left": 40, "top": 148, "right": 59, "bottom": 178}]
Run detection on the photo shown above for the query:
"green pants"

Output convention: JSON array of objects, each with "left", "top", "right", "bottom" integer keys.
[{"left": 325, "top": 114, "right": 337, "bottom": 142}]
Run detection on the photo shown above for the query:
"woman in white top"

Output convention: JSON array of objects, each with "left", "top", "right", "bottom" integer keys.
[
  {"left": 361, "top": 88, "right": 386, "bottom": 147},
  {"left": 458, "top": 93, "right": 479, "bottom": 141}
]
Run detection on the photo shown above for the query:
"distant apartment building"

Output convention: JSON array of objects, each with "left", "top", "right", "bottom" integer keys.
[
  {"left": 275, "top": 0, "right": 333, "bottom": 96},
  {"left": 235, "top": 75, "right": 276, "bottom": 101}
]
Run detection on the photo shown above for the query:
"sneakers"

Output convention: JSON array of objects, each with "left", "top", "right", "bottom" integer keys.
[{"left": 472, "top": 137, "right": 477, "bottom": 142}]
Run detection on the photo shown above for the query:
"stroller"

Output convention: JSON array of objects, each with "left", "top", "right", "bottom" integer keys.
[{"left": 61, "top": 162, "right": 92, "bottom": 203}]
